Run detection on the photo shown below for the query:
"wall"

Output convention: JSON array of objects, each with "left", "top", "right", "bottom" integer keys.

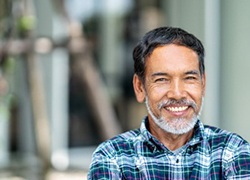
[
  {"left": 163, "top": 0, "right": 250, "bottom": 142},
  {"left": 220, "top": 0, "right": 250, "bottom": 141}
]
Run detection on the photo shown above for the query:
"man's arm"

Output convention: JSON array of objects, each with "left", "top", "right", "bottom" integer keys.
[
  {"left": 224, "top": 143, "right": 250, "bottom": 179},
  {"left": 88, "top": 152, "right": 121, "bottom": 180}
]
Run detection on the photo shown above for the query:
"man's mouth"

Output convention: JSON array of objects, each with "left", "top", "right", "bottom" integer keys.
[
  {"left": 158, "top": 99, "right": 197, "bottom": 116},
  {"left": 166, "top": 106, "right": 189, "bottom": 112}
]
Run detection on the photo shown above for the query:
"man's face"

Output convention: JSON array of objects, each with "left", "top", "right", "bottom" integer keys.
[{"left": 134, "top": 44, "right": 206, "bottom": 134}]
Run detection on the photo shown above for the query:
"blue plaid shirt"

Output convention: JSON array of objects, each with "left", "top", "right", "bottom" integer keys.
[{"left": 88, "top": 117, "right": 250, "bottom": 179}]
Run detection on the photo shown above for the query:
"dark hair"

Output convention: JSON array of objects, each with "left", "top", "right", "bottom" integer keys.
[{"left": 133, "top": 27, "right": 205, "bottom": 81}]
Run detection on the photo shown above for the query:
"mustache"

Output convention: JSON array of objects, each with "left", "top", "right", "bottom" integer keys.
[{"left": 157, "top": 99, "right": 197, "bottom": 110}]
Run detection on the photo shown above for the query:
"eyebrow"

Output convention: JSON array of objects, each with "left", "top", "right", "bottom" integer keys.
[
  {"left": 185, "top": 70, "right": 200, "bottom": 75},
  {"left": 151, "top": 72, "right": 169, "bottom": 77}
]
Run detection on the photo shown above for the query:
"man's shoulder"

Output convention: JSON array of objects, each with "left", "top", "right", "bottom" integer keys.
[
  {"left": 92, "top": 128, "right": 142, "bottom": 157},
  {"left": 203, "top": 125, "right": 249, "bottom": 148}
]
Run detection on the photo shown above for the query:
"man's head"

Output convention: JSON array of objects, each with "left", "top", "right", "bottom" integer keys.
[{"left": 132, "top": 27, "right": 206, "bottom": 135}]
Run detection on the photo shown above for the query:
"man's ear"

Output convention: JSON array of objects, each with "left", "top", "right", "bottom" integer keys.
[{"left": 133, "top": 74, "right": 146, "bottom": 103}]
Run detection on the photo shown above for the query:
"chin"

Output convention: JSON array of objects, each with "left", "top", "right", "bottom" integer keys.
[{"left": 157, "top": 117, "right": 198, "bottom": 135}]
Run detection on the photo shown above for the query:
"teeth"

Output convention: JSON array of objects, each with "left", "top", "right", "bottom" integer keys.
[{"left": 167, "top": 106, "right": 188, "bottom": 112}]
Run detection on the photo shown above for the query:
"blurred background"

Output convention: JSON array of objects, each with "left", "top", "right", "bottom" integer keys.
[{"left": 0, "top": 0, "right": 250, "bottom": 179}]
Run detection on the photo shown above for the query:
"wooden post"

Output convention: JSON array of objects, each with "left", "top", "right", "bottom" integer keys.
[{"left": 26, "top": 51, "right": 51, "bottom": 173}]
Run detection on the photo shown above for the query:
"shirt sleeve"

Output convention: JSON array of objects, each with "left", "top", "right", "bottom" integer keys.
[
  {"left": 87, "top": 152, "right": 122, "bottom": 180},
  {"left": 224, "top": 143, "right": 250, "bottom": 179}
]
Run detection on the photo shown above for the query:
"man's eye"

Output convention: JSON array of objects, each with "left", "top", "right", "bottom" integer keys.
[
  {"left": 155, "top": 78, "right": 168, "bottom": 82},
  {"left": 185, "top": 76, "right": 197, "bottom": 80}
]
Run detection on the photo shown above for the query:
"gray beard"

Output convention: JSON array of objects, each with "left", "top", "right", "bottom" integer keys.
[{"left": 145, "top": 97, "right": 203, "bottom": 135}]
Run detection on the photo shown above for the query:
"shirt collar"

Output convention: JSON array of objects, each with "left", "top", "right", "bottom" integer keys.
[{"left": 140, "top": 116, "right": 153, "bottom": 141}]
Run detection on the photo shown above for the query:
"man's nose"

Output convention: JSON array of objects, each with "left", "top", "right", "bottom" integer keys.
[{"left": 167, "top": 80, "right": 187, "bottom": 100}]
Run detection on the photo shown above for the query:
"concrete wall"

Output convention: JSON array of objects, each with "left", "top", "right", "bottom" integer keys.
[{"left": 220, "top": 0, "right": 250, "bottom": 142}]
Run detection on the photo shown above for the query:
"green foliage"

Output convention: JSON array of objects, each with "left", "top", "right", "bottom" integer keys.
[{"left": 17, "top": 15, "right": 36, "bottom": 33}]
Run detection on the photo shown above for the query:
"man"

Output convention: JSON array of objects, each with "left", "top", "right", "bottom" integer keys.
[{"left": 88, "top": 27, "right": 250, "bottom": 179}]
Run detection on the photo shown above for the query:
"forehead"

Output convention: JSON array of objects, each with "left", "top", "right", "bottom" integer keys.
[{"left": 145, "top": 44, "right": 199, "bottom": 74}]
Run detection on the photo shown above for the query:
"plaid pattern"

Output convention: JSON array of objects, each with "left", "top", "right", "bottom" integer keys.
[{"left": 88, "top": 117, "right": 250, "bottom": 179}]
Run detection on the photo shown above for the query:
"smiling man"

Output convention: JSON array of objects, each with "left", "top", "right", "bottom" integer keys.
[{"left": 88, "top": 27, "right": 250, "bottom": 179}]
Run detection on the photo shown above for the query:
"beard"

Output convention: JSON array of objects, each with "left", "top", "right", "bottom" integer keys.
[{"left": 145, "top": 97, "right": 204, "bottom": 135}]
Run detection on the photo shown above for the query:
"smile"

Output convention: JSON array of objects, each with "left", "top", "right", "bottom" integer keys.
[{"left": 166, "top": 106, "right": 189, "bottom": 112}]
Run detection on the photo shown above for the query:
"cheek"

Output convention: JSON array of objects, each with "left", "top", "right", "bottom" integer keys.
[
  {"left": 188, "top": 86, "right": 204, "bottom": 104},
  {"left": 147, "top": 86, "right": 168, "bottom": 101}
]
